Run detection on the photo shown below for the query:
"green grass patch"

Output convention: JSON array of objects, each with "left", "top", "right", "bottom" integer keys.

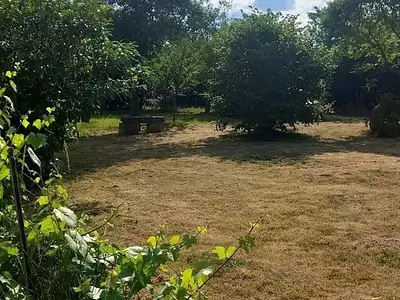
[
  {"left": 77, "top": 113, "right": 121, "bottom": 137},
  {"left": 78, "top": 108, "right": 218, "bottom": 137}
]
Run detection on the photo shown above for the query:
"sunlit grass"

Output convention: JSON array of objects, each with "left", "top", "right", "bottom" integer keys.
[
  {"left": 78, "top": 107, "right": 218, "bottom": 137},
  {"left": 77, "top": 113, "right": 121, "bottom": 137}
]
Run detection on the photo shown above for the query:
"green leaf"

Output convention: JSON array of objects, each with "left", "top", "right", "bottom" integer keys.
[
  {"left": 37, "top": 196, "right": 49, "bottom": 206},
  {"left": 212, "top": 246, "right": 226, "bottom": 260},
  {"left": 6, "top": 247, "right": 19, "bottom": 256},
  {"left": 26, "top": 132, "right": 47, "bottom": 150},
  {"left": 57, "top": 185, "right": 68, "bottom": 199},
  {"left": 27, "top": 147, "right": 41, "bottom": 168},
  {"left": 24, "top": 220, "right": 30, "bottom": 228},
  {"left": 0, "top": 165, "right": 10, "bottom": 181},
  {"left": 239, "top": 236, "right": 255, "bottom": 253},
  {"left": 9, "top": 80, "right": 17, "bottom": 92},
  {"left": 54, "top": 207, "right": 77, "bottom": 228},
  {"left": 195, "top": 264, "right": 213, "bottom": 286},
  {"left": 3, "top": 95, "right": 14, "bottom": 111},
  {"left": 249, "top": 221, "right": 260, "bottom": 229},
  {"left": 74, "top": 279, "right": 91, "bottom": 293},
  {"left": 12, "top": 134, "right": 25, "bottom": 149},
  {"left": 226, "top": 246, "right": 236, "bottom": 258},
  {"left": 21, "top": 118, "right": 30, "bottom": 128},
  {"left": 169, "top": 235, "right": 181, "bottom": 245},
  {"left": 27, "top": 230, "right": 38, "bottom": 242},
  {"left": 100, "top": 289, "right": 123, "bottom": 300},
  {"left": 147, "top": 236, "right": 157, "bottom": 247},
  {"left": 181, "top": 268, "right": 193, "bottom": 288},
  {"left": 32, "top": 119, "right": 42, "bottom": 130},
  {"left": 87, "top": 286, "right": 102, "bottom": 300},
  {"left": 197, "top": 225, "right": 208, "bottom": 234},
  {"left": 5, "top": 71, "right": 12, "bottom": 78},
  {"left": 176, "top": 287, "right": 187, "bottom": 300},
  {"left": 196, "top": 266, "right": 213, "bottom": 278},
  {"left": 0, "top": 184, "right": 3, "bottom": 199},
  {"left": 0, "top": 139, "right": 8, "bottom": 160},
  {"left": 182, "top": 234, "right": 197, "bottom": 248},
  {"left": 40, "top": 216, "right": 58, "bottom": 234},
  {"left": 46, "top": 107, "right": 55, "bottom": 114},
  {"left": 125, "top": 246, "right": 148, "bottom": 258},
  {"left": 65, "top": 230, "right": 95, "bottom": 264}
]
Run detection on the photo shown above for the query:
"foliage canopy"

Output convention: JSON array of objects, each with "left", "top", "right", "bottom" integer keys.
[{"left": 210, "top": 11, "right": 326, "bottom": 134}]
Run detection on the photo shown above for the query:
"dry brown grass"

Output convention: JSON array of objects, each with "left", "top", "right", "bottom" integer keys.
[{"left": 66, "top": 119, "right": 400, "bottom": 300}]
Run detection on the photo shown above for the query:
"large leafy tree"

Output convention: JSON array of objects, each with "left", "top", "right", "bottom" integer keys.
[
  {"left": 210, "top": 11, "right": 326, "bottom": 135},
  {"left": 309, "top": 0, "right": 400, "bottom": 114},
  {"left": 147, "top": 39, "right": 209, "bottom": 121},
  {"left": 309, "top": 0, "right": 400, "bottom": 65},
  {"left": 0, "top": 0, "right": 141, "bottom": 161},
  {"left": 110, "top": 0, "right": 226, "bottom": 54}
]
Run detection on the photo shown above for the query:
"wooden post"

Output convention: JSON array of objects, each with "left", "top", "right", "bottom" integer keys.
[{"left": 9, "top": 151, "right": 35, "bottom": 297}]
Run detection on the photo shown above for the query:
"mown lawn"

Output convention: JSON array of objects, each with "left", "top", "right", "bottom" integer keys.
[{"left": 67, "top": 112, "right": 400, "bottom": 300}]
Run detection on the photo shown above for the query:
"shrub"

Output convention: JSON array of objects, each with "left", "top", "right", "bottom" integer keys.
[
  {"left": 210, "top": 11, "right": 326, "bottom": 135},
  {"left": 369, "top": 94, "right": 400, "bottom": 137}
]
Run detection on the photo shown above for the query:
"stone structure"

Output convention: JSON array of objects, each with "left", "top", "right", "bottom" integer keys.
[{"left": 119, "top": 115, "right": 165, "bottom": 135}]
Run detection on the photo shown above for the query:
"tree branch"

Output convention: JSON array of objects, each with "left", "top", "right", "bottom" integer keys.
[
  {"left": 187, "top": 221, "right": 260, "bottom": 300},
  {"left": 81, "top": 204, "right": 123, "bottom": 236}
]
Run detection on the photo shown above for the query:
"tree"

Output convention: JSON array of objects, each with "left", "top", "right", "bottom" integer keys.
[
  {"left": 309, "top": 0, "right": 400, "bottom": 119},
  {"left": 110, "top": 0, "right": 226, "bottom": 54},
  {"left": 0, "top": 0, "right": 142, "bottom": 165},
  {"left": 210, "top": 11, "right": 326, "bottom": 135},
  {"left": 309, "top": 0, "right": 400, "bottom": 65},
  {"left": 147, "top": 39, "right": 209, "bottom": 122}
]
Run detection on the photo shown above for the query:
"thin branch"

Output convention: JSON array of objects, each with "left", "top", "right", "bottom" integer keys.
[
  {"left": 187, "top": 221, "right": 260, "bottom": 300},
  {"left": 81, "top": 204, "right": 123, "bottom": 236}
]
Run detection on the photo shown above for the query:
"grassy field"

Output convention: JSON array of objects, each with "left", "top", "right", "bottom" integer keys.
[{"left": 67, "top": 112, "right": 400, "bottom": 300}]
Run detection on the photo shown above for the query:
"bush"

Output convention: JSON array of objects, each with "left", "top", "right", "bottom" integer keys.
[
  {"left": 210, "top": 11, "right": 326, "bottom": 135},
  {"left": 369, "top": 94, "right": 400, "bottom": 137}
]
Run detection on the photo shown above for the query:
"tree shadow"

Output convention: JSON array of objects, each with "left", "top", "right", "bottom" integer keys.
[
  {"left": 70, "top": 200, "right": 114, "bottom": 216},
  {"left": 323, "top": 115, "right": 367, "bottom": 124},
  {"left": 65, "top": 129, "right": 400, "bottom": 177}
]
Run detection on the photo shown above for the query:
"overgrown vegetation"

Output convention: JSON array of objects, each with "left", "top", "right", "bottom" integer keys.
[
  {"left": 0, "top": 77, "right": 258, "bottom": 299},
  {"left": 1, "top": 0, "right": 400, "bottom": 299}
]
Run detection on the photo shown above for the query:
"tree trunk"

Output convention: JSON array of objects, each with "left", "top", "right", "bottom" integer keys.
[{"left": 172, "top": 94, "right": 177, "bottom": 125}]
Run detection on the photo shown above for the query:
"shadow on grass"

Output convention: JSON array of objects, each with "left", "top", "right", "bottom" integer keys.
[
  {"left": 65, "top": 127, "right": 400, "bottom": 177},
  {"left": 164, "top": 112, "right": 219, "bottom": 131},
  {"left": 322, "top": 114, "right": 367, "bottom": 124},
  {"left": 70, "top": 200, "right": 114, "bottom": 216}
]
